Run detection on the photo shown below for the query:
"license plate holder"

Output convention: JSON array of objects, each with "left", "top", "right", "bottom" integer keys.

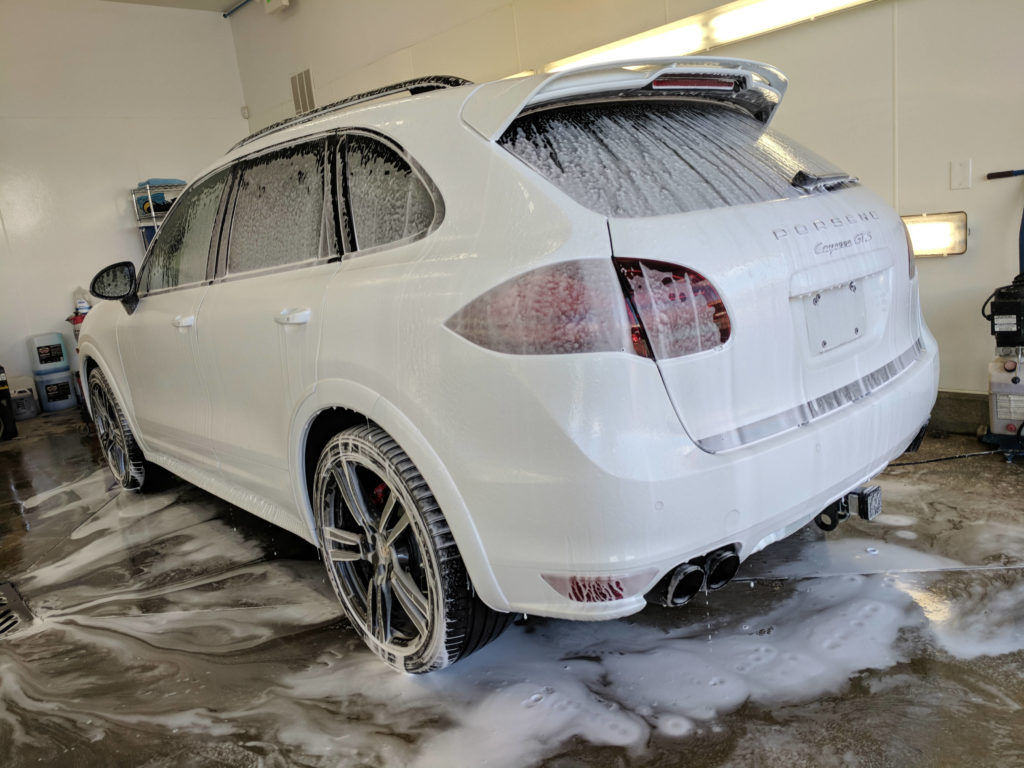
[{"left": 804, "top": 281, "right": 866, "bottom": 354}]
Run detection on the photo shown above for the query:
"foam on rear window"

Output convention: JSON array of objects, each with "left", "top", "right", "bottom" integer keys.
[{"left": 499, "top": 101, "right": 848, "bottom": 218}]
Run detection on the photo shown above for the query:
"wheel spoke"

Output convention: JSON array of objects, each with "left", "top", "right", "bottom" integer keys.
[
  {"left": 323, "top": 525, "right": 365, "bottom": 561},
  {"left": 324, "top": 525, "right": 363, "bottom": 547},
  {"left": 331, "top": 464, "right": 374, "bottom": 532},
  {"left": 103, "top": 395, "right": 118, "bottom": 427},
  {"left": 111, "top": 431, "right": 128, "bottom": 463},
  {"left": 384, "top": 511, "right": 410, "bottom": 547},
  {"left": 92, "top": 385, "right": 106, "bottom": 413},
  {"left": 378, "top": 491, "right": 398, "bottom": 533},
  {"left": 91, "top": 389, "right": 108, "bottom": 432},
  {"left": 110, "top": 444, "right": 126, "bottom": 477},
  {"left": 376, "top": 574, "right": 393, "bottom": 643},
  {"left": 365, "top": 576, "right": 393, "bottom": 643},
  {"left": 389, "top": 562, "right": 429, "bottom": 637}
]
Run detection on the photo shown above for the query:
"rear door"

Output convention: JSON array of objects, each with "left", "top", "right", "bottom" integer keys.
[{"left": 197, "top": 136, "right": 336, "bottom": 521}]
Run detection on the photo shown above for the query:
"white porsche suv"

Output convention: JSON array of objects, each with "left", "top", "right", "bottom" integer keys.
[{"left": 83, "top": 58, "right": 938, "bottom": 673}]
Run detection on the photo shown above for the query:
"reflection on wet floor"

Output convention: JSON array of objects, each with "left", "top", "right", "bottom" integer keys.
[{"left": 1, "top": 412, "right": 1023, "bottom": 766}]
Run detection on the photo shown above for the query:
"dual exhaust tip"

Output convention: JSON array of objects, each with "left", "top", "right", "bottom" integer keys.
[
  {"left": 653, "top": 545, "right": 740, "bottom": 608},
  {"left": 652, "top": 487, "right": 883, "bottom": 609}
]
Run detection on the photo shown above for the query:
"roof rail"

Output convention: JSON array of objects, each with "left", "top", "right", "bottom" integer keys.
[{"left": 230, "top": 75, "right": 472, "bottom": 152}]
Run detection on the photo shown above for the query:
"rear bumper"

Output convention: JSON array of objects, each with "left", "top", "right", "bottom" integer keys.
[{"left": 456, "top": 332, "right": 938, "bottom": 620}]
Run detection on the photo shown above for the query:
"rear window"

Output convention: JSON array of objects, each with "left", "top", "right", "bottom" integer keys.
[{"left": 498, "top": 101, "right": 848, "bottom": 218}]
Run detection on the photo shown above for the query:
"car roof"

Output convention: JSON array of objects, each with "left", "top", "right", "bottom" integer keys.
[{"left": 197, "top": 56, "right": 787, "bottom": 183}]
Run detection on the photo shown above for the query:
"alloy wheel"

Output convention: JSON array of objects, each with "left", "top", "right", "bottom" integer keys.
[
  {"left": 318, "top": 450, "right": 432, "bottom": 657},
  {"left": 89, "top": 378, "right": 129, "bottom": 483}
]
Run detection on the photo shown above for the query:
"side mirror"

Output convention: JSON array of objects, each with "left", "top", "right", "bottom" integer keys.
[{"left": 90, "top": 261, "right": 139, "bottom": 312}]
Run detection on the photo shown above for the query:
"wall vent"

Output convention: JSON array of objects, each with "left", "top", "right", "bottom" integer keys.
[{"left": 291, "top": 69, "right": 316, "bottom": 115}]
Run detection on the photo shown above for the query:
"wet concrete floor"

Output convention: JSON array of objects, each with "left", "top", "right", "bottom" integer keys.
[{"left": 1, "top": 411, "right": 1023, "bottom": 766}]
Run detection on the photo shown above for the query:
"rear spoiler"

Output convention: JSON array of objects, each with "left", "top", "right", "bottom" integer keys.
[{"left": 460, "top": 57, "right": 787, "bottom": 142}]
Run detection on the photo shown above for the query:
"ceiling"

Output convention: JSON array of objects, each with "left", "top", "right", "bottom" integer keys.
[{"left": 102, "top": 0, "right": 238, "bottom": 12}]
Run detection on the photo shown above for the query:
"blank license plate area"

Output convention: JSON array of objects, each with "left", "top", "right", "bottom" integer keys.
[{"left": 803, "top": 282, "right": 866, "bottom": 354}]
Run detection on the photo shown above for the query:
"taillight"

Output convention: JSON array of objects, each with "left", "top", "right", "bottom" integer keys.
[
  {"left": 445, "top": 257, "right": 730, "bottom": 360},
  {"left": 445, "top": 259, "right": 634, "bottom": 355},
  {"left": 616, "top": 259, "right": 731, "bottom": 359},
  {"left": 902, "top": 221, "right": 917, "bottom": 280}
]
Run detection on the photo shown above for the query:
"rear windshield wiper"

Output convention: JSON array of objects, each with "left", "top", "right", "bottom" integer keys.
[{"left": 791, "top": 170, "right": 858, "bottom": 193}]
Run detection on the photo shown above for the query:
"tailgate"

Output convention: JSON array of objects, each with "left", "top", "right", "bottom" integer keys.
[{"left": 609, "top": 185, "right": 922, "bottom": 452}]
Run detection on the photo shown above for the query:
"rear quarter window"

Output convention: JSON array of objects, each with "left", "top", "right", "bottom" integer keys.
[
  {"left": 342, "top": 134, "right": 435, "bottom": 252},
  {"left": 498, "top": 100, "right": 848, "bottom": 218}
]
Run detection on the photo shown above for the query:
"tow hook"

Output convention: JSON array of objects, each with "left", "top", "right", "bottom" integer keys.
[{"left": 814, "top": 485, "right": 882, "bottom": 531}]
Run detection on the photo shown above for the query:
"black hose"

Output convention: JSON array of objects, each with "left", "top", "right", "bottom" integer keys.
[
  {"left": 1019, "top": 207, "right": 1024, "bottom": 277},
  {"left": 890, "top": 450, "right": 1000, "bottom": 467},
  {"left": 986, "top": 169, "right": 1024, "bottom": 274},
  {"left": 986, "top": 170, "right": 1024, "bottom": 180}
]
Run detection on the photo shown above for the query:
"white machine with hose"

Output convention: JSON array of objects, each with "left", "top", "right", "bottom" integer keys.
[{"left": 980, "top": 168, "right": 1024, "bottom": 459}]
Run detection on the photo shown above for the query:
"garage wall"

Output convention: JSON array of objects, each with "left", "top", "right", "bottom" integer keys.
[
  {"left": 717, "top": 0, "right": 1024, "bottom": 397},
  {"left": 226, "top": 0, "right": 716, "bottom": 130},
  {"left": 0, "top": 0, "right": 248, "bottom": 382},
  {"left": 227, "top": 0, "right": 1023, "bottom": 397}
]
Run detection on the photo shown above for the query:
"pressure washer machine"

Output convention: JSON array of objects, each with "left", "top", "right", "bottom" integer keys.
[{"left": 980, "top": 168, "right": 1024, "bottom": 459}]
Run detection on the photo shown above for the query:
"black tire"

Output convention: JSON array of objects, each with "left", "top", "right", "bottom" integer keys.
[
  {"left": 88, "top": 367, "right": 148, "bottom": 490},
  {"left": 313, "top": 423, "right": 512, "bottom": 673}
]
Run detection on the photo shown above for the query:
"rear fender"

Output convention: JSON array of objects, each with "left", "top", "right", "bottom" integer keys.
[{"left": 290, "top": 378, "right": 509, "bottom": 613}]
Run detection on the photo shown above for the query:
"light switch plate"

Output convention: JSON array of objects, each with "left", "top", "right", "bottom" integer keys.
[{"left": 951, "top": 159, "right": 972, "bottom": 190}]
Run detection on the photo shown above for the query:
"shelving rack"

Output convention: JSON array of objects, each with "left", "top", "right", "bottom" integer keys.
[{"left": 131, "top": 182, "right": 185, "bottom": 249}]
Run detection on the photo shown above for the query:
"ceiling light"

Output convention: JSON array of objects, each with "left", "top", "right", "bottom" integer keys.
[
  {"left": 545, "top": 0, "right": 875, "bottom": 73},
  {"left": 709, "top": 0, "right": 868, "bottom": 45},
  {"left": 548, "top": 23, "right": 705, "bottom": 73}
]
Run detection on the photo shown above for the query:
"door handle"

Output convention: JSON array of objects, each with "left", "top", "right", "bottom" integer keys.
[
  {"left": 275, "top": 308, "right": 311, "bottom": 325},
  {"left": 171, "top": 315, "right": 195, "bottom": 328}
]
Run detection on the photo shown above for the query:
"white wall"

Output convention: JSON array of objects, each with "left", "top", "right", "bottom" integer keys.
[
  {"left": 0, "top": 0, "right": 248, "bottom": 381},
  {"left": 226, "top": 0, "right": 1024, "bottom": 396},
  {"left": 227, "top": 0, "right": 717, "bottom": 130},
  {"left": 715, "top": 0, "right": 1024, "bottom": 395}
]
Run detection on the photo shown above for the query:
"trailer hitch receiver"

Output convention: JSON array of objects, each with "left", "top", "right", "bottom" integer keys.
[{"left": 814, "top": 485, "right": 882, "bottom": 531}]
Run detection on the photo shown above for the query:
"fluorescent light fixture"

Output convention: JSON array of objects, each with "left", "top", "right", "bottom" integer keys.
[
  {"left": 545, "top": 0, "right": 875, "bottom": 73},
  {"left": 548, "top": 23, "right": 705, "bottom": 72},
  {"left": 709, "top": 0, "right": 868, "bottom": 44},
  {"left": 900, "top": 211, "right": 968, "bottom": 257}
]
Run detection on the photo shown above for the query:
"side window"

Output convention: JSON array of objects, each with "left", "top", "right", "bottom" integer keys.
[
  {"left": 342, "top": 134, "right": 434, "bottom": 252},
  {"left": 142, "top": 170, "right": 227, "bottom": 293},
  {"left": 227, "top": 140, "right": 325, "bottom": 274}
]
